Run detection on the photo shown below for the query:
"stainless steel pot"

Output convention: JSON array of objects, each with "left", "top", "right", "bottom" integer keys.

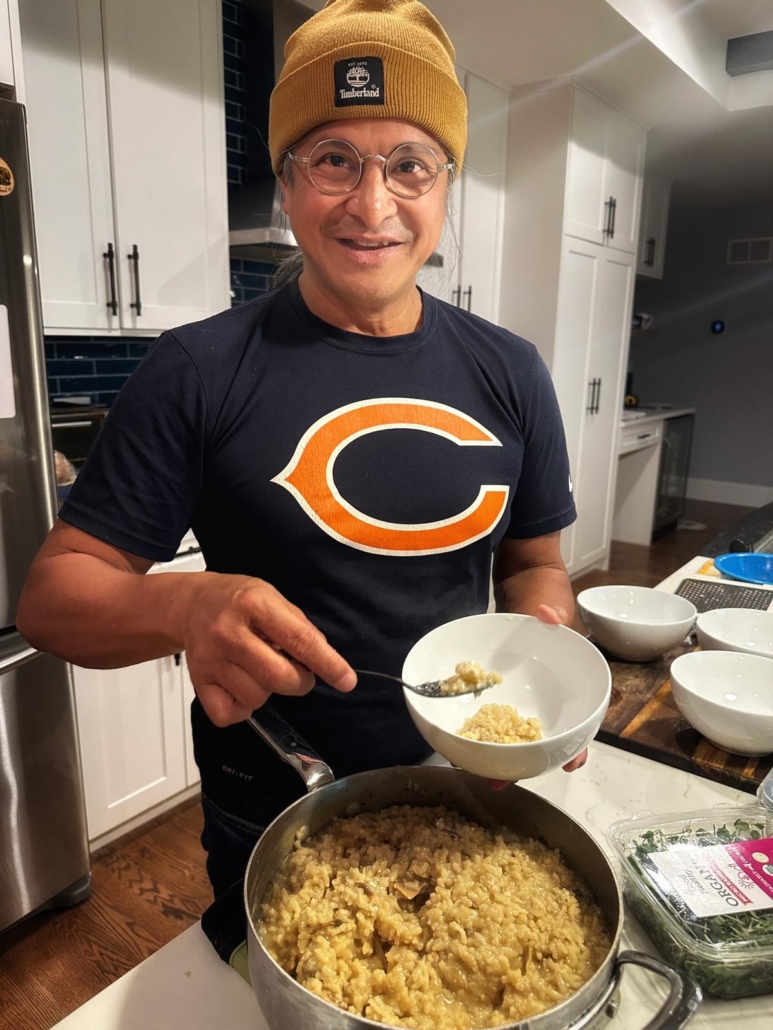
[{"left": 244, "top": 708, "right": 701, "bottom": 1030}]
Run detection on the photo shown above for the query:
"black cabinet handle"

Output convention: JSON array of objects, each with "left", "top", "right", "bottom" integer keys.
[
  {"left": 463, "top": 285, "right": 472, "bottom": 311},
  {"left": 103, "top": 242, "right": 118, "bottom": 315},
  {"left": 645, "top": 236, "right": 656, "bottom": 267},
  {"left": 609, "top": 197, "right": 617, "bottom": 240},
  {"left": 587, "top": 378, "right": 598, "bottom": 413},
  {"left": 604, "top": 197, "right": 614, "bottom": 237},
  {"left": 128, "top": 244, "right": 142, "bottom": 317},
  {"left": 594, "top": 377, "right": 602, "bottom": 414},
  {"left": 451, "top": 286, "right": 461, "bottom": 307}
]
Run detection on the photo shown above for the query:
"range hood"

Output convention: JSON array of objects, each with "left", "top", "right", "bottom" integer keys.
[{"left": 228, "top": 0, "right": 312, "bottom": 259}]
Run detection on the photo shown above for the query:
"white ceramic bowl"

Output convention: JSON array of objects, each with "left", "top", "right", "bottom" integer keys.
[
  {"left": 695, "top": 608, "right": 773, "bottom": 660},
  {"left": 670, "top": 650, "right": 773, "bottom": 756},
  {"left": 577, "top": 586, "right": 696, "bottom": 662},
  {"left": 402, "top": 613, "right": 611, "bottom": 781}
]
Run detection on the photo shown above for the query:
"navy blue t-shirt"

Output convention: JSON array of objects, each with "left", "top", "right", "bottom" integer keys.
[{"left": 60, "top": 280, "right": 575, "bottom": 822}]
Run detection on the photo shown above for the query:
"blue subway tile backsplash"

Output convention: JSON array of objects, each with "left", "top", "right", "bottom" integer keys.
[
  {"left": 44, "top": 2, "right": 279, "bottom": 409},
  {"left": 46, "top": 337, "right": 152, "bottom": 407}
]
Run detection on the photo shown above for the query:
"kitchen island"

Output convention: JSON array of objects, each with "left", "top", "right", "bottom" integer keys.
[{"left": 51, "top": 739, "right": 771, "bottom": 1030}]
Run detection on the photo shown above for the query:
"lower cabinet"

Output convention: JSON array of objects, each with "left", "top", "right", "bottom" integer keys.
[{"left": 72, "top": 549, "right": 204, "bottom": 842}]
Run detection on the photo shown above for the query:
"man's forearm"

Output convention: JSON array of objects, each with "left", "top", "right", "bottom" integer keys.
[
  {"left": 18, "top": 554, "right": 207, "bottom": 668},
  {"left": 494, "top": 566, "right": 575, "bottom": 621}
]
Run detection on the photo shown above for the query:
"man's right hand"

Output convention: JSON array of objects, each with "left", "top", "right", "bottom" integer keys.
[{"left": 181, "top": 574, "right": 357, "bottom": 726}]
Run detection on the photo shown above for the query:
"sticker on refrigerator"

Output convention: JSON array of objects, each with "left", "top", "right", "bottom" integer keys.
[
  {"left": 0, "top": 157, "right": 14, "bottom": 197},
  {"left": 0, "top": 306, "right": 17, "bottom": 419}
]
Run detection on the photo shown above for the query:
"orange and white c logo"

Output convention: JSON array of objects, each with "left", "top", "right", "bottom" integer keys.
[{"left": 272, "top": 398, "right": 509, "bottom": 556}]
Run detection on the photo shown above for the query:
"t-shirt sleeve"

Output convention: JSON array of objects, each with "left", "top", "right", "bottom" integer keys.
[
  {"left": 505, "top": 349, "right": 577, "bottom": 539},
  {"left": 58, "top": 332, "right": 207, "bottom": 562}
]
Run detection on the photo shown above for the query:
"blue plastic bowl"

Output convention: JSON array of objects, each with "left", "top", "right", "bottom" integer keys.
[{"left": 714, "top": 552, "right": 773, "bottom": 586}]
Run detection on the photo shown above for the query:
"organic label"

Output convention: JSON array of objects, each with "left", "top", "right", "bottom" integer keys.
[{"left": 649, "top": 836, "right": 773, "bottom": 919}]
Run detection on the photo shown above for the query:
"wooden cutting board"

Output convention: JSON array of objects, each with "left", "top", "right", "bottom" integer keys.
[{"left": 595, "top": 640, "right": 772, "bottom": 795}]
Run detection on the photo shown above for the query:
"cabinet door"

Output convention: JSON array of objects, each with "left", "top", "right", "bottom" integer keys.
[
  {"left": 603, "top": 113, "right": 645, "bottom": 256},
  {"left": 573, "top": 248, "right": 635, "bottom": 569},
  {"left": 457, "top": 72, "right": 508, "bottom": 323},
  {"left": 73, "top": 657, "right": 186, "bottom": 839},
  {"left": 551, "top": 238, "right": 602, "bottom": 572},
  {"left": 102, "top": 0, "right": 229, "bottom": 332},
  {"left": 1, "top": 1, "right": 13, "bottom": 87},
  {"left": 638, "top": 174, "right": 670, "bottom": 279},
  {"left": 564, "top": 92, "right": 608, "bottom": 247},
  {"left": 18, "top": 0, "right": 118, "bottom": 332}
]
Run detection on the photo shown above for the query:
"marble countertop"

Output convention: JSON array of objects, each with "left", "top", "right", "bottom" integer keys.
[{"left": 51, "top": 740, "right": 772, "bottom": 1030}]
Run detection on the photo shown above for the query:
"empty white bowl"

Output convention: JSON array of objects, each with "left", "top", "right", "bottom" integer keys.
[
  {"left": 696, "top": 608, "right": 773, "bottom": 660},
  {"left": 577, "top": 586, "right": 696, "bottom": 662},
  {"left": 670, "top": 650, "right": 773, "bottom": 756},
  {"left": 402, "top": 613, "right": 611, "bottom": 780}
]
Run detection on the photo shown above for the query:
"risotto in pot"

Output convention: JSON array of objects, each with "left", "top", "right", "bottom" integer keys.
[{"left": 260, "top": 805, "right": 611, "bottom": 1029}]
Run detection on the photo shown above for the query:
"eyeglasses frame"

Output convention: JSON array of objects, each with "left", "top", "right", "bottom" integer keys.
[{"left": 286, "top": 138, "right": 454, "bottom": 198}]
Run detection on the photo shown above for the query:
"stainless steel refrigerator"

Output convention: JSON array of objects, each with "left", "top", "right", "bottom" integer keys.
[{"left": 0, "top": 97, "right": 90, "bottom": 933}]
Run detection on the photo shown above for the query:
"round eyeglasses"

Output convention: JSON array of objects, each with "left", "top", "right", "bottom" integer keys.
[{"left": 287, "top": 139, "right": 454, "bottom": 199}]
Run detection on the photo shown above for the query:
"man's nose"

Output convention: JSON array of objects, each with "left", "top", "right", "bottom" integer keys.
[{"left": 343, "top": 158, "right": 399, "bottom": 228}]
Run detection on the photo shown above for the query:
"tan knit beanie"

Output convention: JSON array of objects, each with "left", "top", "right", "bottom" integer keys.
[{"left": 269, "top": 0, "right": 467, "bottom": 175}]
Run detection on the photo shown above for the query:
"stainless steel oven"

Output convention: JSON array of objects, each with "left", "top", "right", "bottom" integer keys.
[{"left": 50, "top": 408, "right": 107, "bottom": 472}]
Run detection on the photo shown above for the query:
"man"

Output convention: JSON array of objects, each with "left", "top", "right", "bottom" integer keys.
[{"left": 18, "top": 0, "right": 582, "bottom": 905}]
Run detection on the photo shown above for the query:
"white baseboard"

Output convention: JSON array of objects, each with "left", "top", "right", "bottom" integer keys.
[{"left": 686, "top": 477, "right": 773, "bottom": 508}]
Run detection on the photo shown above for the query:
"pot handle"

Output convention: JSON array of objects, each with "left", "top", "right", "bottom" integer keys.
[
  {"left": 247, "top": 706, "right": 335, "bottom": 793},
  {"left": 616, "top": 950, "right": 702, "bottom": 1030}
]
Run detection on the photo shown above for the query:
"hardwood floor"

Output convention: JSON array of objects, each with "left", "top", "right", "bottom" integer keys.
[
  {"left": 0, "top": 799, "right": 212, "bottom": 1030},
  {"left": 0, "top": 499, "right": 753, "bottom": 1029}
]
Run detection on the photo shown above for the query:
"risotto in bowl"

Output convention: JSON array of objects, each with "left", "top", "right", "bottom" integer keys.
[{"left": 402, "top": 614, "right": 611, "bottom": 781}]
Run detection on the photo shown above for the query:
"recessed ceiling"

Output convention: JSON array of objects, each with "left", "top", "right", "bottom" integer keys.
[{"left": 299, "top": 0, "right": 773, "bottom": 209}]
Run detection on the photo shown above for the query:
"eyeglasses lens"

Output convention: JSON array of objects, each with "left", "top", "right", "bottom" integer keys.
[{"left": 305, "top": 140, "right": 440, "bottom": 198}]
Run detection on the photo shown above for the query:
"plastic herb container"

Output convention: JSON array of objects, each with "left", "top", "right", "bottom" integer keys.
[{"left": 608, "top": 805, "right": 773, "bottom": 999}]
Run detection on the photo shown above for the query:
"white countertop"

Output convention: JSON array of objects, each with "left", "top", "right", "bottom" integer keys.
[
  {"left": 620, "top": 407, "right": 695, "bottom": 429},
  {"left": 51, "top": 555, "right": 773, "bottom": 1030},
  {"left": 51, "top": 739, "right": 772, "bottom": 1030}
]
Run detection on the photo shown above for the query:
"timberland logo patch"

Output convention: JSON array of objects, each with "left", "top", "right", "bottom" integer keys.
[{"left": 334, "top": 57, "right": 384, "bottom": 107}]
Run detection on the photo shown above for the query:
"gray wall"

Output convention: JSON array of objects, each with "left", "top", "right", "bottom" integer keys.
[{"left": 630, "top": 202, "right": 773, "bottom": 489}]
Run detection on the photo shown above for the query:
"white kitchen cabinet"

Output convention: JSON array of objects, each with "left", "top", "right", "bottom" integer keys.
[
  {"left": 1, "top": 2, "right": 13, "bottom": 88},
  {"left": 500, "top": 82, "right": 645, "bottom": 576},
  {"left": 565, "top": 90, "right": 645, "bottom": 256},
  {"left": 73, "top": 547, "right": 205, "bottom": 840},
  {"left": 18, "top": 0, "right": 229, "bottom": 334},
  {"left": 1, "top": 0, "right": 23, "bottom": 96},
  {"left": 637, "top": 173, "right": 671, "bottom": 279},
  {"left": 73, "top": 656, "right": 187, "bottom": 840},
  {"left": 20, "top": 0, "right": 117, "bottom": 332},
  {"left": 553, "top": 239, "right": 635, "bottom": 570},
  {"left": 417, "top": 70, "right": 508, "bottom": 324}
]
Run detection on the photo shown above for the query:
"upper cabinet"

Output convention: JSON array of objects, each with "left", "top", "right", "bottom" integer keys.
[
  {"left": 500, "top": 83, "right": 646, "bottom": 577},
  {"left": 1, "top": 3, "right": 13, "bottom": 88},
  {"left": 1, "top": 0, "right": 22, "bottom": 95},
  {"left": 19, "top": 0, "right": 229, "bottom": 335},
  {"left": 564, "top": 90, "right": 645, "bottom": 256},
  {"left": 637, "top": 172, "right": 671, "bottom": 279},
  {"left": 417, "top": 69, "right": 508, "bottom": 325}
]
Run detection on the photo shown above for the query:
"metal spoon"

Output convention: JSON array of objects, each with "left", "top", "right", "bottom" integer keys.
[{"left": 354, "top": 668, "right": 495, "bottom": 698}]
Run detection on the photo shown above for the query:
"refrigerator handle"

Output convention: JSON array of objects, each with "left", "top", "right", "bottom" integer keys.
[{"left": 0, "top": 645, "right": 38, "bottom": 675}]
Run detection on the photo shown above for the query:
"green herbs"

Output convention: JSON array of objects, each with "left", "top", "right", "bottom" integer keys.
[{"left": 625, "top": 817, "right": 773, "bottom": 999}]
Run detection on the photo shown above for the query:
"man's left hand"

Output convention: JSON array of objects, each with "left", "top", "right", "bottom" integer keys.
[{"left": 489, "top": 601, "right": 588, "bottom": 790}]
